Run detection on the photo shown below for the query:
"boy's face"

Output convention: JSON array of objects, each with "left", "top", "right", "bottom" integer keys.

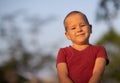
[{"left": 65, "top": 13, "right": 92, "bottom": 45}]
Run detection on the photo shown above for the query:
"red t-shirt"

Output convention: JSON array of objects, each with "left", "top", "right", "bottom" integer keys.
[{"left": 56, "top": 45, "right": 109, "bottom": 83}]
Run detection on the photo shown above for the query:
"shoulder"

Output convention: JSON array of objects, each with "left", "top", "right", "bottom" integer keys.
[
  {"left": 90, "top": 44, "right": 106, "bottom": 50},
  {"left": 91, "top": 45, "right": 109, "bottom": 65},
  {"left": 58, "top": 46, "right": 71, "bottom": 52},
  {"left": 56, "top": 46, "right": 71, "bottom": 64},
  {"left": 88, "top": 44, "right": 107, "bottom": 55},
  {"left": 90, "top": 44, "right": 104, "bottom": 48}
]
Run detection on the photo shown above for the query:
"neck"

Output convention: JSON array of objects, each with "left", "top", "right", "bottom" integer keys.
[{"left": 72, "top": 43, "right": 90, "bottom": 51}]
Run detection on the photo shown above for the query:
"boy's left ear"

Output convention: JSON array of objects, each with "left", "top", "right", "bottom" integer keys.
[{"left": 89, "top": 24, "right": 92, "bottom": 33}]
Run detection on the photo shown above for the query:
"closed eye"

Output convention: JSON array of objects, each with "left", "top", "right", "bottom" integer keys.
[
  {"left": 80, "top": 24, "right": 85, "bottom": 27},
  {"left": 71, "top": 27, "right": 76, "bottom": 30}
]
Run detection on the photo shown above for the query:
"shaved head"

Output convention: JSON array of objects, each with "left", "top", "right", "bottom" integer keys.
[{"left": 64, "top": 11, "right": 90, "bottom": 31}]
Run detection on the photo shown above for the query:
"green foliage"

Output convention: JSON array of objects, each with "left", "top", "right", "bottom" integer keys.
[
  {"left": 0, "top": 57, "right": 28, "bottom": 83},
  {"left": 96, "top": 28, "right": 120, "bottom": 46},
  {"left": 2, "top": 57, "right": 18, "bottom": 70},
  {"left": 95, "top": 0, "right": 120, "bottom": 82},
  {"left": 0, "top": 10, "right": 57, "bottom": 83},
  {"left": 96, "top": 28, "right": 120, "bottom": 82}
]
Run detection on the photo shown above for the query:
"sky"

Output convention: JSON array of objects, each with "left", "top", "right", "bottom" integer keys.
[
  {"left": 0, "top": 0, "right": 120, "bottom": 79},
  {"left": 0, "top": 0, "right": 120, "bottom": 46}
]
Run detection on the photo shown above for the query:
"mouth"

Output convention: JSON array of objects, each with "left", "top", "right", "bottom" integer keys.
[{"left": 76, "top": 33, "right": 85, "bottom": 36}]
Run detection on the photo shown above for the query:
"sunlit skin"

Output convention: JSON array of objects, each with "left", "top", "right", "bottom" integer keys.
[{"left": 64, "top": 13, "right": 92, "bottom": 50}]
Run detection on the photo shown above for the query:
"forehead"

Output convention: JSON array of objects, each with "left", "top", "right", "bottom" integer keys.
[{"left": 65, "top": 13, "right": 87, "bottom": 26}]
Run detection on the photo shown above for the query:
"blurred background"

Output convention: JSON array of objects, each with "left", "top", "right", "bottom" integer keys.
[{"left": 0, "top": 0, "right": 120, "bottom": 83}]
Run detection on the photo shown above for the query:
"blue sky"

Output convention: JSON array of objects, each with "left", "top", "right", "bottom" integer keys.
[
  {"left": 0, "top": 0, "right": 99, "bottom": 43},
  {"left": 0, "top": 0, "right": 120, "bottom": 79},
  {"left": 0, "top": 0, "right": 120, "bottom": 46}
]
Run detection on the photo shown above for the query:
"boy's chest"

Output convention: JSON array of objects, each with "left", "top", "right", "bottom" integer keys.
[{"left": 66, "top": 51, "right": 97, "bottom": 68}]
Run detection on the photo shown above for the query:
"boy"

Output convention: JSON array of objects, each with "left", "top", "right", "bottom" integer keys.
[{"left": 56, "top": 11, "right": 109, "bottom": 83}]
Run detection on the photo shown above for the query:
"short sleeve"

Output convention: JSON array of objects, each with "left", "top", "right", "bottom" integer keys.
[
  {"left": 97, "top": 46, "right": 109, "bottom": 65},
  {"left": 56, "top": 48, "right": 66, "bottom": 65}
]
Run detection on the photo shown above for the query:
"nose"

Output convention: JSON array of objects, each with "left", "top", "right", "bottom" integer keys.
[{"left": 76, "top": 26, "right": 82, "bottom": 32}]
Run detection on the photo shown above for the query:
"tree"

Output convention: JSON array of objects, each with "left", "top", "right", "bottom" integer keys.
[
  {"left": 96, "top": 0, "right": 120, "bottom": 83},
  {"left": 0, "top": 10, "right": 57, "bottom": 82},
  {"left": 96, "top": 0, "right": 120, "bottom": 27},
  {"left": 96, "top": 29, "right": 120, "bottom": 83}
]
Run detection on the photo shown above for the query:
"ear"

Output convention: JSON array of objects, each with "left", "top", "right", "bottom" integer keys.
[
  {"left": 65, "top": 32, "right": 71, "bottom": 40},
  {"left": 89, "top": 24, "right": 92, "bottom": 33}
]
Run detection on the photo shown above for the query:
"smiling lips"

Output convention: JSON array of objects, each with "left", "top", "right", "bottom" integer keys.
[{"left": 76, "top": 33, "right": 85, "bottom": 37}]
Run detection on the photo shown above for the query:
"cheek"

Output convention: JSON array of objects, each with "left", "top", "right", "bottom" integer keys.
[{"left": 66, "top": 32, "right": 75, "bottom": 39}]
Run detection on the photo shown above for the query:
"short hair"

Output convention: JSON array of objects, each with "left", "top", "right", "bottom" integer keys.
[{"left": 63, "top": 11, "right": 89, "bottom": 31}]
